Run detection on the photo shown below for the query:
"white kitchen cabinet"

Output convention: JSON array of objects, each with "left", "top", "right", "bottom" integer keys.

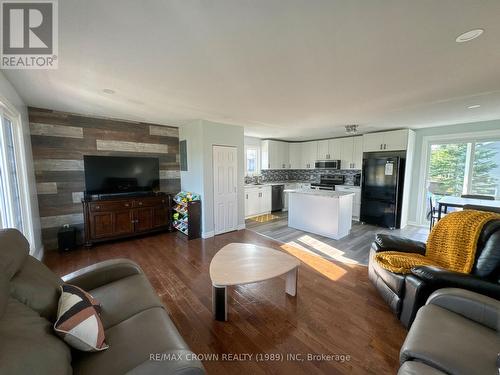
[
  {"left": 317, "top": 140, "right": 329, "bottom": 160},
  {"left": 340, "top": 137, "right": 354, "bottom": 169},
  {"left": 363, "top": 130, "right": 409, "bottom": 152},
  {"left": 384, "top": 129, "right": 408, "bottom": 151},
  {"left": 289, "top": 143, "right": 302, "bottom": 169},
  {"left": 245, "top": 186, "right": 272, "bottom": 218},
  {"left": 352, "top": 136, "right": 363, "bottom": 169},
  {"left": 261, "top": 140, "right": 290, "bottom": 170},
  {"left": 317, "top": 138, "right": 341, "bottom": 160},
  {"left": 328, "top": 138, "right": 342, "bottom": 160},
  {"left": 335, "top": 185, "right": 361, "bottom": 220},
  {"left": 302, "top": 141, "right": 317, "bottom": 169},
  {"left": 340, "top": 136, "right": 363, "bottom": 169}
]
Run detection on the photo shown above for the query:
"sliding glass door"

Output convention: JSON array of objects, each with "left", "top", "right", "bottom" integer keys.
[{"left": 424, "top": 138, "right": 500, "bottom": 224}]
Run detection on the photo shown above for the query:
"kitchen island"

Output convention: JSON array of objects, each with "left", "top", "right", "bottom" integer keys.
[{"left": 288, "top": 189, "right": 355, "bottom": 240}]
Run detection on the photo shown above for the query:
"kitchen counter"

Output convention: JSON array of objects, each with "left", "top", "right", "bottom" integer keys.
[
  {"left": 245, "top": 180, "right": 313, "bottom": 187},
  {"left": 289, "top": 189, "right": 355, "bottom": 198}
]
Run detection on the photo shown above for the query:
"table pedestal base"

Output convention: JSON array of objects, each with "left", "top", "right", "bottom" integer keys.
[{"left": 212, "top": 267, "right": 298, "bottom": 322}]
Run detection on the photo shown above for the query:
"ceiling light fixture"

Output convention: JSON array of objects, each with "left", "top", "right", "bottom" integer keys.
[
  {"left": 455, "top": 29, "right": 484, "bottom": 43},
  {"left": 467, "top": 104, "right": 481, "bottom": 109},
  {"left": 102, "top": 88, "right": 115, "bottom": 94},
  {"left": 345, "top": 125, "right": 358, "bottom": 135}
]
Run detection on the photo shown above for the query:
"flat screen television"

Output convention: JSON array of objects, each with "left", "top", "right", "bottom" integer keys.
[{"left": 84, "top": 155, "right": 159, "bottom": 196}]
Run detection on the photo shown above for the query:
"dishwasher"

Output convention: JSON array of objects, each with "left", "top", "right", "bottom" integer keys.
[{"left": 271, "top": 184, "right": 284, "bottom": 212}]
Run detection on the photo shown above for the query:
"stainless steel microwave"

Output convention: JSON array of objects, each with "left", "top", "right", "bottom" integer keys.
[{"left": 314, "top": 160, "right": 341, "bottom": 169}]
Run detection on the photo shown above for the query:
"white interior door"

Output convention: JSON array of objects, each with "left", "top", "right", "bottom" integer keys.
[{"left": 213, "top": 146, "right": 238, "bottom": 235}]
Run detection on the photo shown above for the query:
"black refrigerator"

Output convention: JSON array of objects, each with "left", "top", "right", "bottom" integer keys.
[{"left": 360, "top": 152, "right": 406, "bottom": 229}]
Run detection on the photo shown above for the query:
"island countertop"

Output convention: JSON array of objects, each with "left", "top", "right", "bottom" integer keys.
[{"left": 288, "top": 189, "right": 355, "bottom": 198}]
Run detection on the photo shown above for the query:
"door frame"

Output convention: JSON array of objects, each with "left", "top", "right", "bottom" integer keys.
[{"left": 212, "top": 145, "right": 238, "bottom": 235}]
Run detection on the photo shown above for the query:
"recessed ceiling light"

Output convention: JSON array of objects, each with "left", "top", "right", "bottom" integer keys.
[
  {"left": 467, "top": 104, "right": 481, "bottom": 109},
  {"left": 102, "top": 88, "right": 115, "bottom": 94},
  {"left": 456, "top": 29, "right": 484, "bottom": 43}
]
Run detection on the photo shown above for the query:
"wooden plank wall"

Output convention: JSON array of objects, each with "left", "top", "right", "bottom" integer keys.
[{"left": 29, "top": 107, "right": 181, "bottom": 250}]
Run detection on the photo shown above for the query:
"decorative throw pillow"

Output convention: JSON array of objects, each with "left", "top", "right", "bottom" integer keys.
[{"left": 54, "top": 284, "right": 109, "bottom": 352}]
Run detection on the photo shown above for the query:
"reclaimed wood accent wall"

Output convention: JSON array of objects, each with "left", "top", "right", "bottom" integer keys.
[{"left": 29, "top": 107, "right": 180, "bottom": 250}]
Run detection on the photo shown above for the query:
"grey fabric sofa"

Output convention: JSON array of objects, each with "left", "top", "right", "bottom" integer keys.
[
  {"left": 0, "top": 228, "right": 205, "bottom": 375},
  {"left": 398, "top": 288, "right": 500, "bottom": 374}
]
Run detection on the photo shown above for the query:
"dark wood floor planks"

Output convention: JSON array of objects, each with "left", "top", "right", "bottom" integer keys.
[{"left": 44, "top": 229, "right": 407, "bottom": 374}]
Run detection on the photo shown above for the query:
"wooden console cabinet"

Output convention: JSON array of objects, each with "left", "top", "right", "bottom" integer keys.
[{"left": 83, "top": 194, "right": 172, "bottom": 247}]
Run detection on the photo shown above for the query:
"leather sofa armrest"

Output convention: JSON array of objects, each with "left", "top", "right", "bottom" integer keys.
[
  {"left": 426, "top": 288, "right": 500, "bottom": 331},
  {"left": 62, "top": 258, "right": 143, "bottom": 291},
  {"left": 411, "top": 266, "right": 500, "bottom": 300},
  {"left": 372, "top": 234, "right": 426, "bottom": 254}
]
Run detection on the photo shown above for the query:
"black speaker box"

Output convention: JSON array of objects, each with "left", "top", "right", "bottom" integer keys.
[{"left": 58, "top": 225, "right": 76, "bottom": 251}]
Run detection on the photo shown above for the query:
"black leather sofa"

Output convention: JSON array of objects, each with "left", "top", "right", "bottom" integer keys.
[{"left": 368, "top": 218, "right": 500, "bottom": 327}]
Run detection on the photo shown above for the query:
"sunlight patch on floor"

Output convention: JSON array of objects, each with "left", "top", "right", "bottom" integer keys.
[
  {"left": 280, "top": 242, "right": 348, "bottom": 281},
  {"left": 249, "top": 213, "right": 281, "bottom": 223},
  {"left": 296, "top": 235, "right": 359, "bottom": 265}
]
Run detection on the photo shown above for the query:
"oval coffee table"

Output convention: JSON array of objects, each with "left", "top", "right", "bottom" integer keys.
[{"left": 209, "top": 243, "right": 300, "bottom": 321}]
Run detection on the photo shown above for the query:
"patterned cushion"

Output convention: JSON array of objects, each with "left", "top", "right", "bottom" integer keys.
[{"left": 54, "top": 284, "right": 108, "bottom": 352}]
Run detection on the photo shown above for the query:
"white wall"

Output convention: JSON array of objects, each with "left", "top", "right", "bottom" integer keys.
[
  {"left": 0, "top": 71, "right": 42, "bottom": 257},
  {"left": 180, "top": 120, "right": 245, "bottom": 238}
]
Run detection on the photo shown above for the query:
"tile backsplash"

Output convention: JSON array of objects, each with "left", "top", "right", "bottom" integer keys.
[{"left": 245, "top": 169, "right": 361, "bottom": 185}]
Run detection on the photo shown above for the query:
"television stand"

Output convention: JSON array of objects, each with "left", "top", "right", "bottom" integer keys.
[{"left": 82, "top": 193, "right": 172, "bottom": 247}]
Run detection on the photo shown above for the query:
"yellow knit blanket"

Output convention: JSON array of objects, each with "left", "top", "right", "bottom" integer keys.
[{"left": 375, "top": 210, "right": 500, "bottom": 274}]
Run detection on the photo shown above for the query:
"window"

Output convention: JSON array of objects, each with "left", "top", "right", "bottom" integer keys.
[
  {"left": 0, "top": 116, "right": 23, "bottom": 230},
  {"left": 424, "top": 138, "right": 500, "bottom": 223},
  {"left": 245, "top": 147, "right": 259, "bottom": 175},
  {"left": 0, "top": 108, "right": 30, "bottom": 244}
]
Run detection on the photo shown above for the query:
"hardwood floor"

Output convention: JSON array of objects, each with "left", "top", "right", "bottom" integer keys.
[
  {"left": 246, "top": 212, "right": 429, "bottom": 265},
  {"left": 44, "top": 229, "right": 407, "bottom": 375}
]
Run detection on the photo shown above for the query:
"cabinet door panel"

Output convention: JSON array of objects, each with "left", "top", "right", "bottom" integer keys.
[
  {"left": 90, "top": 212, "right": 114, "bottom": 239},
  {"left": 384, "top": 129, "right": 408, "bottom": 151},
  {"left": 114, "top": 210, "right": 135, "bottom": 235},
  {"left": 153, "top": 206, "right": 169, "bottom": 228},
  {"left": 317, "top": 140, "right": 329, "bottom": 160},
  {"left": 289, "top": 143, "right": 302, "bottom": 169},
  {"left": 259, "top": 187, "right": 272, "bottom": 213},
  {"left": 363, "top": 133, "right": 384, "bottom": 152},
  {"left": 245, "top": 189, "right": 260, "bottom": 217},
  {"left": 352, "top": 136, "right": 363, "bottom": 169},
  {"left": 135, "top": 208, "right": 153, "bottom": 232},
  {"left": 329, "top": 139, "right": 342, "bottom": 160},
  {"left": 340, "top": 137, "right": 354, "bottom": 169}
]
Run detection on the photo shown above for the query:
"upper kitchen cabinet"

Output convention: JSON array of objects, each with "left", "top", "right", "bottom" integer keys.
[
  {"left": 363, "top": 129, "right": 409, "bottom": 152},
  {"left": 289, "top": 143, "right": 302, "bottom": 169},
  {"left": 317, "top": 138, "right": 341, "bottom": 160},
  {"left": 328, "top": 138, "right": 342, "bottom": 160},
  {"left": 317, "top": 140, "right": 329, "bottom": 160},
  {"left": 340, "top": 136, "right": 363, "bottom": 169},
  {"left": 301, "top": 141, "right": 317, "bottom": 169},
  {"left": 261, "top": 140, "right": 290, "bottom": 170}
]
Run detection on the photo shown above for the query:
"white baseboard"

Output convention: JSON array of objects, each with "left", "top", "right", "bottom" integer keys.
[
  {"left": 202, "top": 231, "right": 214, "bottom": 239},
  {"left": 237, "top": 223, "right": 246, "bottom": 230},
  {"left": 407, "top": 221, "right": 428, "bottom": 228}
]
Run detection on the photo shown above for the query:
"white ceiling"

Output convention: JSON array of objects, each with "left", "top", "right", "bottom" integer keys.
[{"left": 3, "top": 0, "right": 500, "bottom": 141}]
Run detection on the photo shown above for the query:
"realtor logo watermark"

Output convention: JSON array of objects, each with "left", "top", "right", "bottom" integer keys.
[{"left": 0, "top": 0, "right": 58, "bottom": 69}]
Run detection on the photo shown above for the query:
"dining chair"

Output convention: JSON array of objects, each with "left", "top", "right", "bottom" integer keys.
[
  {"left": 461, "top": 194, "right": 495, "bottom": 200},
  {"left": 426, "top": 196, "right": 440, "bottom": 230}
]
